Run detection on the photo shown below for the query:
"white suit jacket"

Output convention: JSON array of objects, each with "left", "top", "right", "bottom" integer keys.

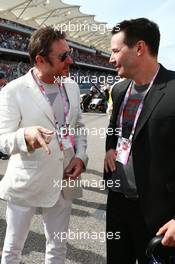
[{"left": 0, "top": 69, "right": 88, "bottom": 207}]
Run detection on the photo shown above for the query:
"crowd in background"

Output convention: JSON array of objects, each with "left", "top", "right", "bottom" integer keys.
[
  {"left": 0, "top": 28, "right": 111, "bottom": 67},
  {"left": 0, "top": 60, "right": 116, "bottom": 87},
  {"left": 72, "top": 48, "right": 113, "bottom": 68},
  {"left": 0, "top": 18, "right": 34, "bottom": 32},
  {"left": 0, "top": 61, "right": 30, "bottom": 81},
  {"left": 0, "top": 30, "right": 30, "bottom": 51},
  {"left": 0, "top": 18, "right": 115, "bottom": 87}
]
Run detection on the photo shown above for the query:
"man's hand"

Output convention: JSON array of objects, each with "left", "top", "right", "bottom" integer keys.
[
  {"left": 104, "top": 149, "right": 117, "bottom": 173},
  {"left": 24, "top": 126, "right": 54, "bottom": 154},
  {"left": 64, "top": 158, "right": 84, "bottom": 180},
  {"left": 156, "top": 219, "right": 175, "bottom": 247}
]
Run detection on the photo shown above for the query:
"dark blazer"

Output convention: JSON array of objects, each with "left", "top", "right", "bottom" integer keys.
[{"left": 105, "top": 64, "right": 175, "bottom": 233}]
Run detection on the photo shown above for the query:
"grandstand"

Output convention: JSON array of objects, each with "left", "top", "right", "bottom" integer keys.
[{"left": 0, "top": 1, "right": 118, "bottom": 92}]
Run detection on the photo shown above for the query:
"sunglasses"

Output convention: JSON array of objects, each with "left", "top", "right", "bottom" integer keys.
[{"left": 57, "top": 48, "right": 73, "bottom": 62}]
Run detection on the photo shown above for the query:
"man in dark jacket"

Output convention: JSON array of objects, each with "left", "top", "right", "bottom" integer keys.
[{"left": 104, "top": 17, "right": 175, "bottom": 264}]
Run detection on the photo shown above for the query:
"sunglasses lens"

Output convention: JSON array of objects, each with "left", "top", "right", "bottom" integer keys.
[
  {"left": 60, "top": 49, "right": 73, "bottom": 62},
  {"left": 60, "top": 53, "right": 67, "bottom": 61}
]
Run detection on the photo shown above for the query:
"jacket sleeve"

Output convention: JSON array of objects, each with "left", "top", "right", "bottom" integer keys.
[{"left": 0, "top": 87, "right": 28, "bottom": 155}]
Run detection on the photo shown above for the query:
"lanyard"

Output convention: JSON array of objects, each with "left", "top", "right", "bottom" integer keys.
[
  {"left": 32, "top": 69, "right": 69, "bottom": 124},
  {"left": 32, "top": 69, "right": 70, "bottom": 150},
  {"left": 119, "top": 65, "right": 160, "bottom": 142}
]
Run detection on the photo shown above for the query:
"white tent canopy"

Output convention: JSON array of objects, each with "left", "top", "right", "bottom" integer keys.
[{"left": 0, "top": 0, "right": 112, "bottom": 52}]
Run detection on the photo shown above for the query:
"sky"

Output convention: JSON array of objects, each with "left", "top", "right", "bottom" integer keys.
[{"left": 63, "top": 0, "right": 175, "bottom": 70}]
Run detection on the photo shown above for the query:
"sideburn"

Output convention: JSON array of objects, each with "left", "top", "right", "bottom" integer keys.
[{"left": 44, "top": 56, "right": 53, "bottom": 66}]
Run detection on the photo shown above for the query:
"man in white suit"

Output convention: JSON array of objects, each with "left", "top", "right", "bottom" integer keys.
[{"left": 0, "top": 27, "right": 88, "bottom": 264}]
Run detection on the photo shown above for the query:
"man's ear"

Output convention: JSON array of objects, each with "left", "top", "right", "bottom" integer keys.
[
  {"left": 136, "top": 40, "right": 146, "bottom": 56},
  {"left": 35, "top": 55, "right": 45, "bottom": 64}
]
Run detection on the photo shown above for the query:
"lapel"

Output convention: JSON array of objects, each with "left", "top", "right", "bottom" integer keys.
[
  {"left": 25, "top": 69, "right": 55, "bottom": 125},
  {"left": 25, "top": 71, "right": 75, "bottom": 125},
  {"left": 112, "top": 79, "right": 131, "bottom": 123},
  {"left": 63, "top": 78, "right": 74, "bottom": 123},
  {"left": 133, "top": 65, "right": 167, "bottom": 141}
]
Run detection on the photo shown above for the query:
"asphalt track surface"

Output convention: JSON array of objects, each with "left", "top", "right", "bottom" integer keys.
[{"left": 0, "top": 113, "right": 109, "bottom": 264}]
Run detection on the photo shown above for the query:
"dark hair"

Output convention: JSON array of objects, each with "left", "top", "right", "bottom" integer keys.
[
  {"left": 28, "top": 26, "right": 66, "bottom": 65},
  {"left": 111, "top": 18, "right": 160, "bottom": 56}
]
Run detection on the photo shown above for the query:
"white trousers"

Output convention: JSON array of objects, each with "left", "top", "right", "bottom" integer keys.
[{"left": 1, "top": 193, "right": 72, "bottom": 264}]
